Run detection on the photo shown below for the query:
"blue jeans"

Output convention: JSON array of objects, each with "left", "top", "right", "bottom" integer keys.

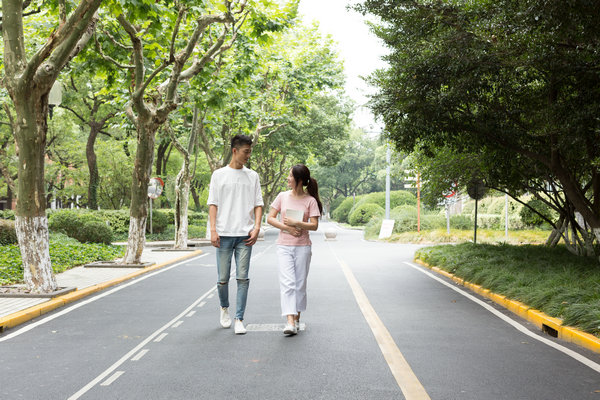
[{"left": 216, "top": 236, "right": 252, "bottom": 320}]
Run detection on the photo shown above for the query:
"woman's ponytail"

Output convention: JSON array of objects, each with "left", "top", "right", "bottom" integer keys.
[
  {"left": 306, "top": 177, "right": 323, "bottom": 215},
  {"left": 291, "top": 164, "right": 323, "bottom": 215}
]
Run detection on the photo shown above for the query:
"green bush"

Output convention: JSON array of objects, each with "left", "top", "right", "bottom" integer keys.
[
  {"left": 74, "top": 220, "right": 113, "bottom": 244},
  {"left": 329, "top": 196, "right": 345, "bottom": 214},
  {"left": 520, "top": 199, "right": 552, "bottom": 227},
  {"left": 97, "top": 210, "right": 130, "bottom": 234},
  {"left": 0, "top": 210, "right": 15, "bottom": 220},
  {"left": 332, "top": 197, "right": 356, "bottom": 223},
  {"left": 147, "top": 209, "right": 168, "bottom": 233},
  {"left": 188, "top": 211, "right": 207, "bottom": 226},
  {"left": 450, "top": 215, "right": 472, "bottom": 230},
  {"left": 349, "top": 203, "right": 384, "bottom": 226},
  {"left": 49, "top": 209, "right": 114, "bottom": 244},
  {"left": 0, "top": 219, "right": 17, "bottom": 245},
  {"left": 354, "top": 190, "right": 416, "bottom": 210}
]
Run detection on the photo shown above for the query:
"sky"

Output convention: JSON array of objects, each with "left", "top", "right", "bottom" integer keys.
[{"left": 297, "top": 0, "right": 388, "bottom": 132}]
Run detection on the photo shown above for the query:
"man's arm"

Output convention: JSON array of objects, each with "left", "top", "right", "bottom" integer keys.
[
  {"left": 209, "top": 204, "right": 220, "bottom": 248},
  {"left": 245, "top": 206, "right": 263, "bottom": 246}
]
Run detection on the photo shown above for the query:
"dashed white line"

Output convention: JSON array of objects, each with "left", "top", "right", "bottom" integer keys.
[
  {"left": 154, "top": 333, "right": 168, "bottom": 342},
  {"left": 131, "top": 349, "right": 149, "bottom": 361},
  {"left": 172, "top": 320, "right": 184, "bottom": 328},
  {"left": 186, "top": 310, "right": 196, "bottom": 317},
  {"left": 196, "top": 301, "right": 206, "bottom": 308},
  {"left": 100, "top": 371, "right": 124, "bottom": 386}
]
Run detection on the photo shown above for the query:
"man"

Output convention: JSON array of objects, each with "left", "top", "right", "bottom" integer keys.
[{"left": 207, "top": 134, "right": 264, "bottom": 334}]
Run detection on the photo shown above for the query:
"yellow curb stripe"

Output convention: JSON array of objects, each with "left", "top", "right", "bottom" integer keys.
[
  {"left": 0, "top": 250, "right": 203, "bottom": 332},
  {"left": 333, "top": 249, "right": 431, "bottom": 400},
  {"left": 414, "top": 258, "right": 600, "bottom": 354}
]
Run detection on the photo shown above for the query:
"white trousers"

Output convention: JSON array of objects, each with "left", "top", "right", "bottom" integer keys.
[{"left": 277, "top": 245, "right": 312, "bottom": 316}]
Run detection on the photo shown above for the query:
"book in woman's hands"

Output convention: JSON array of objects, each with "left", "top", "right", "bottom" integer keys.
[{"left": 285, "top": 208, "right": 304, "bottom": 221}]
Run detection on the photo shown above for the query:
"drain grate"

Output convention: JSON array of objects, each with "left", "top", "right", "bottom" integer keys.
[
  {"left": 542, "top": 324, "right": 558, "bottom": 338},
  {"left": 245, "top": 323, "right": 306, "bottom": 332}
]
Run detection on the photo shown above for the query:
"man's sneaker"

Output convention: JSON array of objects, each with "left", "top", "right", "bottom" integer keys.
[
  {"left": 294, "top": 320, "right": 300, "bottom": 331},
  {"left": 283, "top": 323, "right": 297, "bottom": 335},
  {"left": 220, "top": 307, "right": 231, "bottom": 328},
  {"left": 234, "top": 319, "right": 247, "bottom": 335}
]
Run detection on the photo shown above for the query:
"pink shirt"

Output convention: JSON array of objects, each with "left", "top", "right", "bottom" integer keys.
[{"left": 271, "top": 191, "right": 321, "bottom": 246}]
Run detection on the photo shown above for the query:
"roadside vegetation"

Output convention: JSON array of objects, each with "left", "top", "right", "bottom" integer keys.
[
  {"left": 414, "top": 243, "right": 600, "bottom": 338},
  {"left": 0, "top": 234, "right": 124, "bottom": 286}
]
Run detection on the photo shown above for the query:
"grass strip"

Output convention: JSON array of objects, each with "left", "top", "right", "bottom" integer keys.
[
  {"left": 0, "top": 234, "right": 125, "bottom": 285},
  {"left": 415, "top": 243, "right": 600, "bottom": 337}
]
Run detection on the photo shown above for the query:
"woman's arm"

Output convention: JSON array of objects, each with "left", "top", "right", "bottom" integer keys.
[
  {"left": 283, "top": 216, "right": 319, "bottom": 231},
  {"left": 267, "top": 208, "right": 302, "bottom": 236}
]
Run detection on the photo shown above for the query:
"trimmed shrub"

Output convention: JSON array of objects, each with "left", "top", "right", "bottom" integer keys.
[
  {"left": 49, "top": 209, "right": 114, "bottom": 244},
  {"left": 349, "top": 203, "right": 384, "bottom": 226},
  {"left": 520, "top": 199, "right": 552, "bottom": 227},
  {"left": 74, "top": 220, "right": 113, "bottom": 244},
  {"left": 332, "top": 197, "right": 355, "bottom": 223},
  {"left": 147, "top": 209, "right": 168, "bottom": 233},
  {"left": 0, "top": 219, "right": 17, "bottom": 245},
  {"left": 329, "top": 196, "right": 345, "bottom": 214},
  {"left": 354, "top": 190, "right": 416, "bottom": 210},
  {"left": 0, "top": 210, "right": 15, "bottom": 220},
  {"left": 96, "top": 210, "right": 130, "bottom": 234}
]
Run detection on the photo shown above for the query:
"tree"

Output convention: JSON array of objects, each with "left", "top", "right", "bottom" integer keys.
[
  {"left": 2, "top": 0, "right": 102, "bottom": 292},
  {"left": 357, "top": 0, "right": 600, "bottom": 251},
  {"left": 95, "top": 0, "right": 248, "bottom": 263}
]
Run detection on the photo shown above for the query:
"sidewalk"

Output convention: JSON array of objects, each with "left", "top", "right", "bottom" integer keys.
[{"left": 0, "top": 245, "right": 206, "bottom": 333}]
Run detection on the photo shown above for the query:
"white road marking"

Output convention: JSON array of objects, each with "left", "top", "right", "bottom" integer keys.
[
  {"left": 403, "top": 261, "right": 600, "bottom": 374},
  {"left": 186, "top": 311, "right": 196, "bottom": 317},
  {"left": 196, "top": 301, "right": 206, "bottom": 308},
  {"left": 100, "top": 371, "right": 125, "bottom": 386},
  {"left": 207, "top": 293, "right": 214, "bottom": 299},
  {"left": 131, "top": 349, "right": 149, "bottom": 361},
  {"left": 67, "top": 285, "right": 217, "bottom": 400},
  {"left": 153, "top": 333, "right": 168, "bottom": 342},
  {"left": 0, "top": 253, "right": 209, "bottom": 342},
  {"left": 172, "top": 321, "right": 184, "bottom": 328}
]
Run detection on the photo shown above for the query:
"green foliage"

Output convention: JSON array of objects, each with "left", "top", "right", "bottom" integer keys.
[
  {"left": 0, "top": 234, "right": 125, "bottom": 285},
  {"left": 332, "top": 197, "right": 356, "bottom": 223},
  {"left": 415, "top": 243, "right": 600, "bottom": 336},
  {"left": 355, "top": 190, "right": 416, "bottom": 210},
  {"left": 349, "top": 203, "right": 384, "bottom": 226},
  {"left": 0, "top": 210, "right": 15, "bottom": 220},
  {"left": 147, "top": 210, "right": 169, "bottom": 233},
  {"left": 450, "top": 215, "right": 472, "bottom": 230},
  {"left": 0, "top": 219, "right": 17, "bottom": 245},
  {"left": 329, "top": 196, "right": 345, "bottom": 214},
  {"left": 520, "top": 199, "right": 553, "bottom": 227},
  {"left": 49, "top": 210, "right": 114, "bottom": 244},
  {"left": 97, "top": 210, "right": 131, "bottom": 234}
]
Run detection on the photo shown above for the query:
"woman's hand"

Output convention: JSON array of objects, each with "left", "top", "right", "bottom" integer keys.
[
  {"left": 283, "top": 217, "right": 298, "bottom": 227},
  {"left": 286, "top": 226, "right": 302, "bottom": 237}
]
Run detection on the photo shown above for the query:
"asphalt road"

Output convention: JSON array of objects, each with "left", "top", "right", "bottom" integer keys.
[{"left": 1, "top": 222, "right": 600, "bottom": 399}]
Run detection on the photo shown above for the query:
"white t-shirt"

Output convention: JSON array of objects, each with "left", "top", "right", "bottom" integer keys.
[{"left": 207, "top": 166, "right": 264, "bottom": 236}]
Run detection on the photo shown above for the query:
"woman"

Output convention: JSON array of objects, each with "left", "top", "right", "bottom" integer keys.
[{"left": 267, "top": 164, "right": 323, "bottom": 335}]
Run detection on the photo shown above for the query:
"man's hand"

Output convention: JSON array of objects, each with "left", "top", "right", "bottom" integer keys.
[
  {"left": 244, "top": 227, "right": 260, "bottom": 246},
  {"left": 210, "top": 230, "right": 220, "bottom": 248}
]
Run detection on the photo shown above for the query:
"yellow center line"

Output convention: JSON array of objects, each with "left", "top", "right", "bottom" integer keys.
[{"left": 330, "top": 246, "right": 431, "bottom": 400}]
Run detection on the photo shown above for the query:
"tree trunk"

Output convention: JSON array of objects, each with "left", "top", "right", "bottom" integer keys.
[
  {"left": 174, "top": 163, "right": 191, "bottom": 249},
  {"left": 122, "top": 121, "right": 157, "bottom": 264},
  {"left": 13, "top": 95, "right": 57, "bottom": 292},
  {"left": 191, "top": 183, "right": 201, "bottom": 211},
  {"left": 86, "top": 126, "right": 99, "bottom": 210}
]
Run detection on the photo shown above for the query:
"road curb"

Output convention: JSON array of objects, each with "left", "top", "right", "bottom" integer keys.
[
  {"left": 414, "top": 258, "right": 600, "bottom": 355},
  {"left": 0, "top": 250, "right": 204, "bottom": 333}
]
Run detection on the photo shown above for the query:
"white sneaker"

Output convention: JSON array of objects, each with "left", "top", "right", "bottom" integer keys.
[
  {"left": 283, "top": 323, "right": 297, "bottom": 335},
  {"left": 234, "top": 319, "right": 247, "bottom": 335},
  {"left": 294, "top": 320, "right": 300, "bottom": 331},
  {"left": 220, "top": 307, "right": 231, "bottom": 328}
]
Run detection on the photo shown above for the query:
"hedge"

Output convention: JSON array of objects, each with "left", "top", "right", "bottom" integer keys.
[{"left": 349, "top": 203, "right": 384, "bottom": 226}]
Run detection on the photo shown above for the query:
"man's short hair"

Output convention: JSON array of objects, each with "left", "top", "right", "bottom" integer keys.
[{"left": 231, "top": 134, "right": 253, "bottom": 150}]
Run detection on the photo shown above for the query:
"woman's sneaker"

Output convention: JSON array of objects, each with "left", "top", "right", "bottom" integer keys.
[{"left": 283, "top": 323, "right": 297, "bottom": 335}]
